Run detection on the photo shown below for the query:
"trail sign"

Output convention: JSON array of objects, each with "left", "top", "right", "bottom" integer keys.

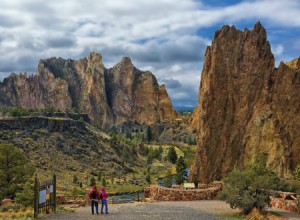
[{"left": 34, "top": 174, "right": 56, "bottom": 218}]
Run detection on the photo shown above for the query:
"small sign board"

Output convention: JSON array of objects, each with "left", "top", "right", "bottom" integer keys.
[
  {"left": 183, "top": 183, "right": 195, "bottom": 189},
  {"left": 39, "top": 189, "right": 46, "bottom": 204}
]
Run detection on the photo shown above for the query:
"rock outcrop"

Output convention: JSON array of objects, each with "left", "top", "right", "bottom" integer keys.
[
  {"left": 105, "top": 57, "right": 177, "bottom": 125},
  {"left": 0, "top": 53, "right": 177, "bottom": 128},
  {"left": 190, "top": 22, "right": 300, "bottom": 183}
]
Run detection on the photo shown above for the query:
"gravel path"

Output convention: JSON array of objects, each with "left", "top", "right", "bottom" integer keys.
[
  {"left": 41, "top": 200, "right": 234, "bottom": 220},
  {"left": 41, "top": 200, "right": 300, "bottom": 220}
]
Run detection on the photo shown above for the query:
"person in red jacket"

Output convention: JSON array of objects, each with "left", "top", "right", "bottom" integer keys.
[
  {"left": 100, "top": 187, "right": 108, "bottom": 214},
  {"left": 88, "top": 185, "right": 100, "bottom": 215}
]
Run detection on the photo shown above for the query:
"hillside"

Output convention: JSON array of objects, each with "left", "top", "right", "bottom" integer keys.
[
  {"left": 0, "top": 116, "right": 133, "bottom": 186},
  {"left": 0, "top": 114, "right": 196, "bottom": 193}
]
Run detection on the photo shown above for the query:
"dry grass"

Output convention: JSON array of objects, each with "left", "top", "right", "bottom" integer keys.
[{"left": 0, "top": 207, "right": 34, "bottom": 220}]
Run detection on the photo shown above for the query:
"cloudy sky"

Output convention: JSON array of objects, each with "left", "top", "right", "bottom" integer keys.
[{"left": 1, "top": 0, "right": 300, "bottom": 109}]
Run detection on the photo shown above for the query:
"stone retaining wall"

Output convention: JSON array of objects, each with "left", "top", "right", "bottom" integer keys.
[
  {"left": 270, "top": 192, "right": 300, "bottom": 214},
  {"left": 145, "top": 182, "right": 222, "bottom": 201}
]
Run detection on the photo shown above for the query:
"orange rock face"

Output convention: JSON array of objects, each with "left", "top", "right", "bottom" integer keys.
[
  {"left": 0, "top": 53, "right": 177, "bottom": 128},
  {"left": 105, "top": 57, "right": 177, "bottom": 125},
  {"left": 190, "top": 22, "right": 300, "bottom": 183}
]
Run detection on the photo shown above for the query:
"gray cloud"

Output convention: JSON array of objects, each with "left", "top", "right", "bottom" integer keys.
[
  {"left": 0, "top": 55, "right": 37, "bottom": 73},
  {"left": 0, "top": 14, "right": 23, "bottom": 28},
  {"left": 46, "top": 37, "right": 76, "bottom": 48},
  {"left": 99, "top": 35, "right": 209, "bottom": 67},
  {"left": 162, "top": 78, "right": 182, "bottom": 89}
]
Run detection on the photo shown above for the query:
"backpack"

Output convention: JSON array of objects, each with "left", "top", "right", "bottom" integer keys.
[
  {"left": 90, "top": 191, "right": 97, "bottom": 199},
  {"left": 100, "top": 193, "right": 103, "bottom": 200}
]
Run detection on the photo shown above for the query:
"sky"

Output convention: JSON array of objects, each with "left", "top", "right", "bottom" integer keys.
[{"left": 0, "top": 0, "right": 300, "bottom": 109}]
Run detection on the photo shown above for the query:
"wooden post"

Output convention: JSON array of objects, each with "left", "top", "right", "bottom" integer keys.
[
  {"left": 53, "top": 173, "right": 56, "bottom": 213},
  {"left": 34, "top": 174, "right": 39, "bottom": 219},
  {"left": 137, "top": 192, "right": 139, "bottom": 202}
]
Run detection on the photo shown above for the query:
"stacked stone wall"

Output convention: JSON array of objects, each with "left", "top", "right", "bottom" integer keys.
[
  {"left": 270, "top": 192, "right": 300, "bottom": 214},
  {"left": 144, "top": 182, "right": 222, "bottom": 201}
]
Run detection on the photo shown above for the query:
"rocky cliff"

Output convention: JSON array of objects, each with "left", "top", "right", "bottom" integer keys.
[
  {"left": 105, "top": 57, "right": 177, "bottom": 125},
  {"left": 0, "top": 53, "right": 177, "bottom": 128},
  {"left": 190, "top": 22, "right": 300, "bottom": 183}
]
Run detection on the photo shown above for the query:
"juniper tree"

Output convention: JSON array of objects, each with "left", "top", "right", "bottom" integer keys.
[
  {"left": 167, "top": 146, "right": 177, "bottom": 164},
  {"left": 0, "top": 143, "right": 35, "bottom": 200},
  {"left": 89, "top": 176, "right": 96, "bottom": 186},
  {"left": 73, "top": 175, "right": 78, "bottom": 184},
  {"left": 146, "top": 126, "right": 152, "bottom": 143},
  {"left": 218, "top": 153, "right": 291, "bottom": 214},
  {"left": 175, "top": 156, "right": 187, "bottom": 185}
]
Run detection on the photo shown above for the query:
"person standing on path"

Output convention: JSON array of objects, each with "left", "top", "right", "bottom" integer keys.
[
  {"left": 100, "top": 187, "right": 108, "bottom": 214},
  {"left": 88, "top": 185, "right": 100, "bottom": 215}
]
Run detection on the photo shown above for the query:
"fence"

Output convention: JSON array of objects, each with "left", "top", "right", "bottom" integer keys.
[{"left": 34, "top": 174, "right": 56, "bottom": 218}]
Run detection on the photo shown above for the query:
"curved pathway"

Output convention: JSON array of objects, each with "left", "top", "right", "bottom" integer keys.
[
  {"left": 41, "top": 200, "right": 300, "bottom": 220},
  {"left": 42, "top": 201, "right": 230, "bottom": 220}
]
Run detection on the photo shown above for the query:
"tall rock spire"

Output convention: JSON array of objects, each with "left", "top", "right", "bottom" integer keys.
[{"left": 190, "top": 22, "right": 300, "bottom": 183}]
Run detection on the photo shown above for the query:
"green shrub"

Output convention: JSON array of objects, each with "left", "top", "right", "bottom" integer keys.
[
  {"left": 167, "top": 146, "right": 177, "bottom": 164},
  {"left": 218, "top": 153, "right": 291, "bottom": 214},
  {"left": 89, "top": 176, "right": 96, "bottom": 186},
  {"left": 294, "top": 165, "right": 300, "bottom": 181},
  {"left": 288, "top": 180, "right": 300, "bottom": 194},
  {"left": 14, "top": 181, "right": 34, "bottom": 207}
]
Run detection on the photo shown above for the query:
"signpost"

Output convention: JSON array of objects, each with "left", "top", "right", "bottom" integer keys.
[{"left": 34, "top": 174, "right": 56, "bottom": 218}]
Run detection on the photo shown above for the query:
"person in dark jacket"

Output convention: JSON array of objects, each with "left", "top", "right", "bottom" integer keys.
[
  {"left": 100, "top": 187, "right": 108, "bottom": 214},
  {"left": 88, "top": 185, "right": 100, "bottom": 215}
]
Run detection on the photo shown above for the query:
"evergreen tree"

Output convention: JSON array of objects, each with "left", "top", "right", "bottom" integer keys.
[
  {"left": 146, "top": 126, "right": 152, "bottom": 142},
  {"left": 102, "top": 177, "right": 107, "bottom": 187},
  {"left": 294, "top": 165, "right": 300, "bottom": 181},
  {"left": 73, "top": 175, "right": 78, "bottom": 184},
  {"left": 97, "top": 172, "right": 102, "bottom": 182},
  {"left": 158, "top": 145, "right": 163, "bottom": 154},
  {"left": 167, "top": 146, "right": 178, "bottom": 164},
  {"left": 218, "top": 153, "right": 291, "bottom": 214},
  {"left": 158, "top": 146, "right": 163, "bottom": 161},
  {"left": 147, "top": 153, "right": 153, "bottom": 164},
  {"left": 0, "top": 143, "right": 35, "bottom": 199},
  {"left": 175, "top": 157, "right": 187, "bottom": 185},
  {"left": 89, "top": 176, "right": 96, "bottom": 186},
  {"left": 111, "top": 177, "right": 115, "bottom": 186},
  {"left": 146, "top": 174, "right": 151, "bottom": 184},
  {"left": 163, "top": 176, "right": 173, "bottom": 188}
]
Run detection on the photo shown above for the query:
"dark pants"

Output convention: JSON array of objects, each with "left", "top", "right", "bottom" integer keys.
[
  {"left": 91, "top": 200, "right": 98, "bottom": 214},
  {"left": 101, "top": 200, "right": 108, "bottom": 213}
]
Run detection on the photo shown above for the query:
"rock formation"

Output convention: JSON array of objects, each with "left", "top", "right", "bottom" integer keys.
[
  {"left": 105, "top": 57, "right": 177, "bottom": 125},
  {"left": 0, "top": 52, "right": 177, "bottom": 128},
  {"left": 190, "top": 22, "right": 300, "bottom": 183}
]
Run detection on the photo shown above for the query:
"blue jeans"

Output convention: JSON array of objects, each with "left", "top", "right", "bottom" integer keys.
[
  {"left": 90, "top": 200, "right": 98, "bottom": 214},
  {"left": 101, "top": 200, "right": 108, "bottom": 213}
]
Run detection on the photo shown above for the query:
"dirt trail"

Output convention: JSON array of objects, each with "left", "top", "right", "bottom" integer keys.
[{"left": 41, "top": 200, "right": 300, "bottom": 220}]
